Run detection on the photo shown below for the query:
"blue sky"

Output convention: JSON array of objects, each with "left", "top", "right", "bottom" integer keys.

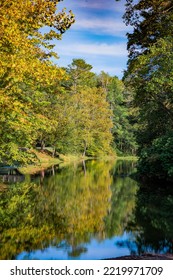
[{"left": 54, "top": 0, "right": 132, "bottom": 79}]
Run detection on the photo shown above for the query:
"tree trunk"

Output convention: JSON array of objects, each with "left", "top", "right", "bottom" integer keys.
[
  {"left": 41, "top": 140, "right": 45, "bottom": 151},
  {"left": 52, "top": 165, "right": 55, "bottom": 176},
  {"left": 52, "top": 146, "right": 56, "bottom": 158},
  {"left": 82, "top": 160, "right": 86, "bottom": 176},
  {"left": 83, "top": 140, "right": 87, "bottom": 157}
]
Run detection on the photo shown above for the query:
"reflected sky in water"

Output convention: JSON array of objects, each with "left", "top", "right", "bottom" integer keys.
[{"left": 16, "top": 232, "right": 138, "bottom": 260}]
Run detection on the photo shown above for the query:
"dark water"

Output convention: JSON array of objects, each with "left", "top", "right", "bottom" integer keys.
[{"left": 0, "top": 160, "right": 173, "bottom": 260}]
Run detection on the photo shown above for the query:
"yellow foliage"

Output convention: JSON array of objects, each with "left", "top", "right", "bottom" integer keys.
[{"left": 0, "top": 0, "right": 74, "bottom": 163}]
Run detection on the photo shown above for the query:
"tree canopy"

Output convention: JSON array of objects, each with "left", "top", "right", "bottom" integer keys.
[
  {"left": 122, "top": 0, "right": 173, "bottom": 180},
  {"left": 0, "top": 0, "right": 75, "bottom": 164},
  {"left": 0, "top": 0, "right": 139, "bottom": 165}
]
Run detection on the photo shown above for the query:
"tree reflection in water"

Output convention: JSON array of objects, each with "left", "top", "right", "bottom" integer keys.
[
  {"left": 129, "top": 182, "right": 173, "bottom": 254},
  {"left": 2, "top": 160, "right": 172, "bottom": 259}
]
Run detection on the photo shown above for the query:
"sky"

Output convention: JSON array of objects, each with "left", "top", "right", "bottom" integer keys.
[{"left": 53, "top": 0, "right": 132, "bottom": 79}]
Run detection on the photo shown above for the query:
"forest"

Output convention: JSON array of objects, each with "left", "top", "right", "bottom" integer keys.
[{"left": 0, "top": 0, "right": 173, "bottom": 181}]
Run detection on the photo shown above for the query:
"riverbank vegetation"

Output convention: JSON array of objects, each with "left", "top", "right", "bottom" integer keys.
[
  {"left": 120, "top": 0, "right": 173, "bottom": 181},
  {"left": 18, "top": 150, "right": 61, "bottom": 174}
]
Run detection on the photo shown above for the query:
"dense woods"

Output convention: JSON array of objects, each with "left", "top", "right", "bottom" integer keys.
[
  {"left": 1, "top": 0, "right": 173, "bottom": 181},
  {"left": 121, "top": 0, "right": 173, "bottom": 180},
  {"left": 0, "top": 0, "right": 136, "bottom": 166}
]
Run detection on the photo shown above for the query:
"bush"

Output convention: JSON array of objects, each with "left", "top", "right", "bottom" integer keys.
[{"left": 137, "top": 132, "right": 173, "bottom": 180}]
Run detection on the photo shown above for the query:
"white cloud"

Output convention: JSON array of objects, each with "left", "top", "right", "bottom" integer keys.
[
  {"left": 55, "top": 0, "right": 129, "bottom": 78},
  {"left": 72, "top": 17, "right": 130, "bottom": 36},
  {"left": 58, "top": 0, "right": 131, "bottom": 37},
  {"left": 59, "top": 0, "right": 126, "bottom": 13},
  {"left": 55, "top": 42, "right": 127, "bottom": 57}
]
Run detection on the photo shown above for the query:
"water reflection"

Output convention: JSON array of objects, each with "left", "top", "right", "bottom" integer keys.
[
  {"left": 128, "top": 182, "right": 173, "bottom": 254},
  {"left": 0, "top": 167, "right": 25, "bottom": 183},
  {"left": 0, "top": 160, "right": 172, "bottom": 259}
]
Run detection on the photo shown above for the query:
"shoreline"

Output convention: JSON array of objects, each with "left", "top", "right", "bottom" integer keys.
[
  {"left": 18, "top": 151, "right": 91, "bottom": 175},
  {"left": 104, "top": 253, "right": 173, "bottom": 260},
  {"left": 12, "top": 151, "right": 137, "bottom": 175}
]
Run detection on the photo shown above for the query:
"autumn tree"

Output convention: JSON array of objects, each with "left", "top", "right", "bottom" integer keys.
[
  {"left": 50, "top": 59, "right": 113, "bottom": 157},
  {"left": 98, "top": 72, "right": 137, "bottom": 155},
  {"left": 70, "top": 87, "right": 113, "bottom": 156},
  {"left": 53, "top": 86, "right": 113, "bottom": 156},
  {"left": 0, "top": 0, "right": 74, "bottom": 164}
]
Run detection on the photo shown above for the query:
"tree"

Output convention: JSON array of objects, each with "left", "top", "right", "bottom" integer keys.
[
  {"left": 121, "top": 0, "right": 173, "bottom": 179},
  {"left": 123, "top": 0, "right": 173, "bottom": 60},
  {"left": 128, "top": 37, "right": 173, "bottom": 179},
  {"left": 0, "top": 0, "right": 75, "bottom": 164},
  {"left": 51, "top": 60, "right": 114, "bottom": 157},
  {"left": 53, "top": 86, "right": 113, "bottom": 156},
  {"left": 129, "top": 37, "right": 173, "bottom": 143},
  {"left": 98, "top": 72, "right": 137, "bottom": 155},
  {"left": 65, "top": 58, "right": 97, "bottom": 93}
]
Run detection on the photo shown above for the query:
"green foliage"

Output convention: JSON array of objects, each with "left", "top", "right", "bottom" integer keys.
[
  {"left": 123, "top": 0, "right": 173, "bottom": 179},
  {"left": 65, "top": 59, "right": 97, "bottom": 92},
  {"left": 54, "top": 84, "right": 113, "bottom": 156},
  {"left": 137, "top": 132, "right": 173, "bottom": 180},
  {"left": 123, "top": 0, "right": 173, "bottom": 60},
  {"left": 125, "top": 37, "right": 173, "bottom": 179},
  {"left": 98, "top": 72, "right": 137, "bottom": 155},
  {"left": 0, "top": 0, "right": 137, "bottom": 164},
  {"left": 0, "top": 0, "right": 74, "bottom": 164}
]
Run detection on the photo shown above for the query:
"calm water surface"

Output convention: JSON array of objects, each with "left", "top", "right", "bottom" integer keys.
[{"left": 0, "top": 160, "right": 173, "bottom": 260}]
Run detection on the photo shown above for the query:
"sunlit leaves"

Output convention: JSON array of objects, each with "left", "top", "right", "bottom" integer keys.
[
  {"left": 98, "top": 72, "right": 137, "bottom": 155},
  {"left": 0, "top": 0, "right": 74, "bottom": 164}
]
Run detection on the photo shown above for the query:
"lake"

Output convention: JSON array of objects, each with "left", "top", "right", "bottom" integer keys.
[{"left": 0, "top": 160, "right": 173, "bottom": 260}]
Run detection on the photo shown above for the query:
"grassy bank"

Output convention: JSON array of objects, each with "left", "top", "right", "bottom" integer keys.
[
  {"left": 19, "top": 150, "right": 61, "bottom": 174},
  {"left": 19, "top": 151, "right": 89, "bottom": 175},
  {"left": 18, "top": 150, "right": 137, "bottom": 175}
]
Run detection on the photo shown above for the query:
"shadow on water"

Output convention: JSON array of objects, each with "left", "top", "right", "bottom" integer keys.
[
  {"left": 0, "top": 159, "right": 173, "bottom": 259},
  {"left": 128, "top": 181, "right": 173, "bottom": 254}
]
